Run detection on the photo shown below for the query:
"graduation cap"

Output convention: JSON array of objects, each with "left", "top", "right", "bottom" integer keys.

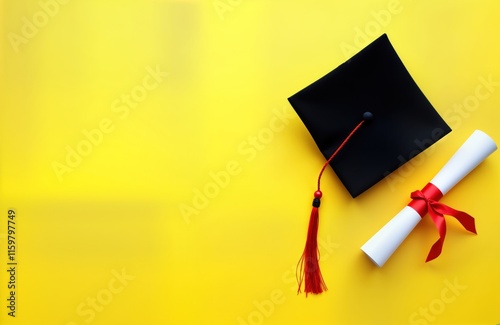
[{"left": 289, "top": 34, "right": 451, "bottom": 296}]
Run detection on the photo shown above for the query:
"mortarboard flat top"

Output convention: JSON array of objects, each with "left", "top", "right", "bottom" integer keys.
[{"left": 288, "top": 34, "right": 451, "bottom": 198}]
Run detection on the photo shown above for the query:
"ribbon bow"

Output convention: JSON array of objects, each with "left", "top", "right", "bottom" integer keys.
[{"left": 408, "top": 183, "right": 477, "bottom": 262}]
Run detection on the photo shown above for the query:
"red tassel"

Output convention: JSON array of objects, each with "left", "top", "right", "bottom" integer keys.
[
  {"left": 296, "top": 116, "right": 368, "bottom": 296},
  {"left": 296, "top": 190, "right": 327, "bottom": 296}
]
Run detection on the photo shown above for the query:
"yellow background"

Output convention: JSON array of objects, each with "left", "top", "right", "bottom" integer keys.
[{"left": 1, "top": 0, "right": 500, "bottom": 324}]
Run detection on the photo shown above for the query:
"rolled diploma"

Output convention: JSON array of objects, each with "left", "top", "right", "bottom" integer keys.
[{"left": 361, "top": 130, "right": 497, "bottom": 267}]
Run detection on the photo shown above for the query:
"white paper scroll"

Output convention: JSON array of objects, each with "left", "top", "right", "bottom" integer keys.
[{"left": 361, "top": 130, "right": 497, "bottom": 267}]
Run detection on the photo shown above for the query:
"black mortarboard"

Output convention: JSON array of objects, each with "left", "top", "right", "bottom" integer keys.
[
  {"left": 291, "top": 34, "right": 451, "bottom": 296},
  {"left": 288, "top": 33, "right": 451, "bottom": 198}
]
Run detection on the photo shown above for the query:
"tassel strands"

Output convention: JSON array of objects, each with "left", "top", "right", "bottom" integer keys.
[
  {"left": 296, "top": 190, "right": 326, "bottom": 296},
  {"left": 296, "top": 112, "right": 372, "bottom": 296}
]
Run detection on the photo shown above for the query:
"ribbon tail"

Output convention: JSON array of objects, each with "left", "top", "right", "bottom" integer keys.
[
  {"left": 426, "top": 202, "right": 477, "bottom": 262},
  {"left": 425, "top": 207, "right": 447, "bottom": 262},
  {"left": 433, "top": 203, "right": 477, "bottom": 234},
  {"left": 426, "top": 237, "right": 444, "bottom": 262}
]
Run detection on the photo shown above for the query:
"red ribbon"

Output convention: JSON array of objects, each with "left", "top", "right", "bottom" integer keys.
[{"left": 408, "top": 183, "right": 477, "bottom": 262}]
